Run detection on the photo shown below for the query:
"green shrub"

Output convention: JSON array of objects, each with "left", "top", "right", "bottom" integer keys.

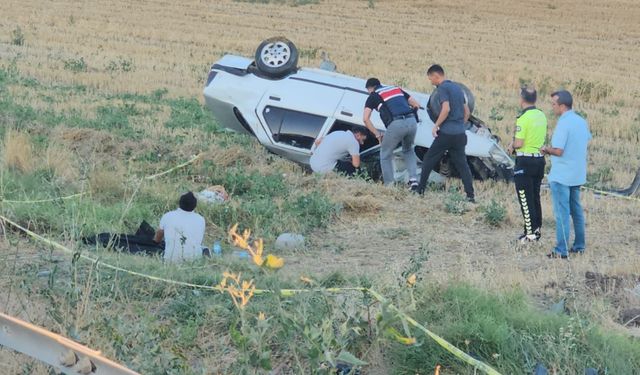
[
  {"left": 63, "top": 57, "right": 87, "bottom": 73},
  {"left": 11, "top": 26, "right": 25, "bottom": 46},
  {"left": 481, "top": 199, "right": 507, "bottom": 227},
  {"left": 388, "top": 284, "right": 640, "bottom": 374},
  {"left": 290, "top": 191, "right": 339, "bottom": 229},
  {"left": 444, "top": 192, "right": 468, "bottom": 215},
  {"left": 106, "top": 57, "right": 135, "bottom": 73}
]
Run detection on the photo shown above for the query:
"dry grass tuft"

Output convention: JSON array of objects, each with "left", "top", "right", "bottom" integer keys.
[
  {"left": 205, "top": 144, "right": 255, "bottom": 167},
  {"left": 44, "top": 142, "right": 79, "bottom": 183},
  {"left": 333, "top": 183, "right": 385, "bottom": 215},
  {"left": 88, "top": 163, "right": 127, "bottom": 200},
  {"left": 340, "top": 194, "right": 383, "bottom": 214},
  {"left": 56, "top": 127, "right": 119, "bottom": 155},
  {"left": 2, "top": 130, "right": 34, "bottom": 173}
]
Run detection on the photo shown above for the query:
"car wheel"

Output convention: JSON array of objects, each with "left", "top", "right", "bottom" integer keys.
[
  {"left": 427, "top": 82, "right": 476, "bottom": 122},
  {"left": 435, "top": 156, "right": 452, "bottom": 177},
  {"left": 469, "top": 157, "right": 491, "bottom": 180},
  {"left": 254, "top": 37, "right": 298, "bottom": 78}
]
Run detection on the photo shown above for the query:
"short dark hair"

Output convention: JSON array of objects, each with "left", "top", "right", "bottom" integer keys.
[
  {"left": 179, "top": 191, "right": 197, "bottom": 212},
  {"left": 351, "top": 126, "right": 368, "bottom": 136},
  {"left": 365, "top": 77, "right": 381, "bottom": 89},
  {"left": 520, "top": 86, "right": 537, "bottom": 103},
  {"left": 427, "top": 64, "right": 445, "bottom": 76},
  {"left": 551, "top": 90, "right": 573, "bottom": 109}
]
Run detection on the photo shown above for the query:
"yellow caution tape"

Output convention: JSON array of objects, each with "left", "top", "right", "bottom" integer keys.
[
  {"left": 366, "top": 288, "right": 502, "bottom": 375},
  {"left": 0, "top": 152, "right": 502, "bottom": 374},
  {"left": 0, "top": 213, "right": 502, "bottom": 375},
  {"left": 144, "top": 154, "right": 202, "bottom": 180}
]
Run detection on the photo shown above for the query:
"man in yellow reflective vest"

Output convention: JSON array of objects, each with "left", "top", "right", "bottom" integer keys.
[{"left": 508, "top": 86, "right": 547, "bottom": 243}]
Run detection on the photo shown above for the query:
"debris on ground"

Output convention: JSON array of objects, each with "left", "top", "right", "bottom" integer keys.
[
  {"left": 196, "top": 185, "right": 229, "bottom": 204},
  {"left": 275, "top": 233, "right": 305, "bottom": 251}
]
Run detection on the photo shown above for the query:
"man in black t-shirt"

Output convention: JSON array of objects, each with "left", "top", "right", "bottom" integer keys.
[
  {"left": 363, "top": 78, "right": 421, "bottom": 188},
  {"left": 416, "top": 65, "right": 475, "bottom": 202}
]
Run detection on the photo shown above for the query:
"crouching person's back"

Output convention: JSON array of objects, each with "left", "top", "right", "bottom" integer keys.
[{"left": 154, "top": 191, "right": 205, "bottom": 262}]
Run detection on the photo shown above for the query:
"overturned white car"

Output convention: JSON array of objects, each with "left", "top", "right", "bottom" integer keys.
[{"left": 203, "top": 37, "right": 514, "bottom": 181}]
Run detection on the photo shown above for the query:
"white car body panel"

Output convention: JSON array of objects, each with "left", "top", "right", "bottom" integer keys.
[{"left": 203, "top": 54, "right": 514, "bottom": 180}]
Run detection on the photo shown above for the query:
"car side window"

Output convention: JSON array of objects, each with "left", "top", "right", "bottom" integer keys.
[{"left": 263, "top": 106, "right": 327, "bottom": 149}]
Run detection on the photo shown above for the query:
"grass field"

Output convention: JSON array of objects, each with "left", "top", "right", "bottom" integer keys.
[{"left": 1, "top": 0, "right": 640, "bottom": 374}]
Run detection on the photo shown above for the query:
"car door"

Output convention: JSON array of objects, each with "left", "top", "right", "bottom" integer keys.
[
  {"left": 256, "top": 79, "right": 344, "bottom": 164},
  {"left": 335, "top": 90, "right": 385, "bottom": 131}
]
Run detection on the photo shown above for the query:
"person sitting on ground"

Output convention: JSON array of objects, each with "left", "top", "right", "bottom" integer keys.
[
  {"left": 309, "top": 126, "right": 368, "bottom": 176},
  {"left": 154, "top": 191, "right": 206, "bottom": 263}
]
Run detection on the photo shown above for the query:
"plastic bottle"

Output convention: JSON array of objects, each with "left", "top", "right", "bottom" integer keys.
[
  {"left": 232, "top": 250, "right": 250, "bottom": 259},
  {"left": 212, "top": 240, "right": 222, "bottom": 256}
]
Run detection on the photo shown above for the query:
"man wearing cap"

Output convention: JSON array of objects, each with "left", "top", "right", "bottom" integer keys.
[
  {"left": 507, "top": 86, "right": 547, "bottom": 243},
  {"left": 541, "top": 90, "right": 591, "bottom": 259},
  {"left": 310, "top": 126, "right": 368, "bottom": 176},
  {"left": 154, "top": 191, "right": 206, "bottom": 262},
  {"left": 363, "top": 77, "right": 420, "bottom": 188},
  {"left": 417, "top": 64, "right": 475, "bottom": 202}
]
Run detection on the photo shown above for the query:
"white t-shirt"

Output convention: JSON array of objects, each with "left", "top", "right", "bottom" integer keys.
[
  {"left": 159, "top": 208, "right": 205, "bottom": 262},
  {"left": 309, "top": 131, "right": 360, "bottom": 174}
]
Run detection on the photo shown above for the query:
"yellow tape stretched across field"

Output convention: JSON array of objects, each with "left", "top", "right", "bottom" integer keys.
[
  {"left": 0, "top": 213, "right": 502, "bottom": 375},
  {"left": 144, "top": 153, "right": 202, "bottom": 180},
  {"left": 366, "top": 288, "right": 501, "bottom": 375}
]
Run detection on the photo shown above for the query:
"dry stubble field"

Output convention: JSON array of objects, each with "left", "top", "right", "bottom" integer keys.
[{"left": 1, "top": 0, "right": 640, "bottom": 373}]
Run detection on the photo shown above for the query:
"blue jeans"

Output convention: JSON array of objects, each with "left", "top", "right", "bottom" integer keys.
[
  {"left": 549, "top": 182, "right": 586, "bottom": 256},
  {"left": 380, "top": 117, "right": 418, "bottom": 185}
]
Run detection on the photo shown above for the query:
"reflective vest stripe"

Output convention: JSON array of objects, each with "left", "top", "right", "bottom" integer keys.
[{"left": 377, "top": 87, "right": 404, "bottom": 101}]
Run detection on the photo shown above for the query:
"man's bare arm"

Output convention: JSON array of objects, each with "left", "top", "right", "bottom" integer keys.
[
  {"left": 463, "top": 103, "right": 470, "bottom": 123},
  {"left": 351, "top": 154, "right": 361, "bottom": 168},
  {"left": 363, "top": 107, "right": 382, "bottom": 142},
  {"left": 512, "top": 138, "right": 524, "bottom": 149},
  {"left": 408, "top": 96, "right": 421, "bottom": 110},
  {"left": 153, "top": 229, "right": 164, "bottom": 243},
  {"left": 434, "top": 101, "right": 450, "bottom": 128},
  {"left": 540, "top": 146, "right": 564, "bottom": 156}
]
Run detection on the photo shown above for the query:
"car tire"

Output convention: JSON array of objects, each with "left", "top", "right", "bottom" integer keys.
[
  {"left": 254, "top": 37, "right": 298, "bottom": 78},
  {"left": 469, "top": 157, "right": 491, "bottom": 180},
  {"left": 427, "top": 82, "right": 476, "bottom": 123},
  {"left": 435, "top": 157, "right": 452, "bottom": 177}
]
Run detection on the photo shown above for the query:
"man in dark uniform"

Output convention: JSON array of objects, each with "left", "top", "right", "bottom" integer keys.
[
  {"left": 363, "top": 78, "right": 421, "bottom": 188},
  {"left": 507, "top": 86, "right": 547, "bottom": 243},
  {"left": 416, "top": 64, "right": 475, "bottom": 202}
]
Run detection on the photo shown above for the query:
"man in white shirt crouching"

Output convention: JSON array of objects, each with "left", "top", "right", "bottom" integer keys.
[
  {"left": 154, "top": 191, "right": 205, "bottom": 262},
  {"left": 310, "top": 127, "right": 367, "bottom": 176}
]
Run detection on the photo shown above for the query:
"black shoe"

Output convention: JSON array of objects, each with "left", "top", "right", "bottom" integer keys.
[
  {"left": 466, "top": 196, "right": 476, "bottom": 203},
  {"left": 547, "top": 252, "right": 568, "bottom": 259},
  {"left": 408, "top": 179, "right": 419, "bottom": 192},
  {"left": 534, "top": 228, "right": 541, "bottom": 241},
  {"left": 569, "top": 248, "right": 585, "bottom": 254}
]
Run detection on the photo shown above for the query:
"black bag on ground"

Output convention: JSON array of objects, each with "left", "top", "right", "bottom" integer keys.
[{"left": 83, "top": 220, "right": 164, "bottom": 256}]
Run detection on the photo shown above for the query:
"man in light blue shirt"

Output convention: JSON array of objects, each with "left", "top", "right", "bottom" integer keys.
[{"left": 541, "top": 90, "right": 592, "bottom": 258}]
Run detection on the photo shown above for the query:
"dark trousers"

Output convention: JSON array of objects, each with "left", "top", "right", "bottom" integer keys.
[
  {"left": 514, "top": 156, "right": 545, "bottom": 235},
  {"left": 417, "top": 133, "right": 474, "bottom": 198},
  {"left": 335, "top": 160, "right": 357, "bottom": 176}
]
